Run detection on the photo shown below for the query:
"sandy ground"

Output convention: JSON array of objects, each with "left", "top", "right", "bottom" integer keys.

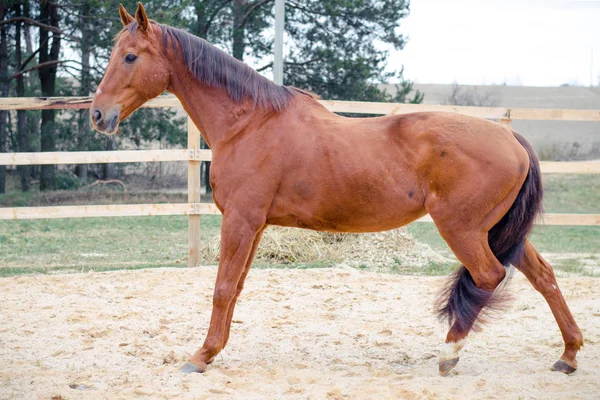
[{"left": 0, "top": 267, "right": 599, "bottom": 400}]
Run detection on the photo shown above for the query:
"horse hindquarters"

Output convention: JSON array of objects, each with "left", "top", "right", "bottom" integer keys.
[{"left": 432, "top": 132, "right": 544, "bottom": 375}]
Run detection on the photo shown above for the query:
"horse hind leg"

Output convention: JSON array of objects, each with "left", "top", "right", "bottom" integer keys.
[
  {"left": 432, "top": 129, "right": 542, "bottom": 375},
  {"left": 434, "top": 229, "right": 508, "bottom": 375},
  {"left": 515, "top": 240, "right": 583, "bottom": 374}
]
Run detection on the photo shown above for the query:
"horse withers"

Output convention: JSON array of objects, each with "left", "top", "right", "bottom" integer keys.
[{"left": 91, "top": 3, "right": 583, "bottom": 376}]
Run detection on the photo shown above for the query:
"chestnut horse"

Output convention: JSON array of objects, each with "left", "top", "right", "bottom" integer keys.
[{"left": 91, "top": 3, "right": 583, "bottom": 376}]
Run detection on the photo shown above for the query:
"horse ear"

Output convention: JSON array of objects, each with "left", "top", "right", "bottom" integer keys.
[
  {"left": 135, "top": 2, "right": 150, "bottom": 32},
  {"left": 119, "top": 4, "right": 134, "bottom": 27}
]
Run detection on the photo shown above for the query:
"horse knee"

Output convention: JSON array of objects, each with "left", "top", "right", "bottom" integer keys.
[
  {"left": 523, "top": 259, "right": 560, "bottom": 297},
  {"left": 531, "top": 273, "right": 558, "bottom": 296},
  {"left": 213, "top": 284, "right": 236, "bottom": 307}
]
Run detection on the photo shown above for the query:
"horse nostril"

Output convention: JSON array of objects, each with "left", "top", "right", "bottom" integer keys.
[{"left": 93, "top": 109, "right": 102, "bottom": 123}]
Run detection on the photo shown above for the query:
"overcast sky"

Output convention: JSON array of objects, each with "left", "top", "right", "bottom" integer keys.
[{"left": 387, "top": 0, "right": 600, "bottom": 86}]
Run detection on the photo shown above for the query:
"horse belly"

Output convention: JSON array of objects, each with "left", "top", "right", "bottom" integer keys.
[
  {"left": 317, "top": 189, "right": 426, "bottom": 232},
  {"left": 267, "top": 177, "right": 426, "bottom": 233}
]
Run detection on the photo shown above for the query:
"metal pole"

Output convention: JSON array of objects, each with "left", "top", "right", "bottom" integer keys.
[
  {"left": 273, "top": 0, "right": 285, "bottom": 85},
  {"left": 591, "top": 48, "right": 594, "bottom": 87}
]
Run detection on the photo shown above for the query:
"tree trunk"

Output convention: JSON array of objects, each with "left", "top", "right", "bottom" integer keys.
[
  {"left": 0, "top": 2, "right": 8, "bottom": 194},
  {"left": 194, "top": 0, "right": 230, "bottom": 39},
  {"left": 232, "top": 0, "right": 246, "bottom": 61},
  {"left": 14, "top": 3, "right": 30, "bottom": 191},
  {"left": 23, "top": 1, "right": 40, "bottom": 182},
  {"left": 76, "top": 0, "right": 92, "bottom": 180},
  {"left": 194, "top": 1, "right": 209, "bottom": 38},
  {"left": 38, "top": 1, "right": 61, "bottom": 191}
]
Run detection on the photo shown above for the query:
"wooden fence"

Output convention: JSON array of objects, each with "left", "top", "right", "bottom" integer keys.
[{"left": 0, "top": 96, "right": 599, "bottom": 268}]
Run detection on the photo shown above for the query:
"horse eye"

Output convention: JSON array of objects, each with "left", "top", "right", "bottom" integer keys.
[{"left": 125, "top": 54, "right": 137, "bottom": 64}]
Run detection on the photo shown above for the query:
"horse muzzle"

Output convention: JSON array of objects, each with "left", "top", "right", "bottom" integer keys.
[{"left": 90, "top": 105, "right": 122, "bottom": 135}]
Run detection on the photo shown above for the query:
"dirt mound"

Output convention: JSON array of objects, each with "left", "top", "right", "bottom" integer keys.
[
  {"left": 200, "top": 226, "right": 451, "bottom": 269},
  {"left": 336, "top": 229, "right": 451, "bottom": 270}
]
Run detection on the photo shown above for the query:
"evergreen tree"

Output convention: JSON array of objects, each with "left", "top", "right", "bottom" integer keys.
[{"left": 0, "top": 1, "right": 421, "bottom": 194}]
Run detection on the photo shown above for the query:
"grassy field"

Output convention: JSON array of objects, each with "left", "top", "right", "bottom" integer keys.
[
  {"left": 541, "top": 174, "right": 600, "bottom": 213},
  {"left": 0, "top": 215, "right": 217, "bottom": 277},
  {"left": 408, "top": 223, "right": 600, "bottom": 255},
  {"left": 0, "top": 174, "right": 598, "bottom": 277}
]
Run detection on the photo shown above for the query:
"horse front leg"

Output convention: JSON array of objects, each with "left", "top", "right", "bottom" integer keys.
[
  {"left": 180, "top": 210, "right": 265, "bottom": 373},
  {"left": 221, "top": 227, "right": 266, "bottom": 349}
]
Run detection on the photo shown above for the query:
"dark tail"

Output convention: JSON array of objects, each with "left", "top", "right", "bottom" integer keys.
[{"left": 437, "top": 132, "right": 543, "bottom": 332}]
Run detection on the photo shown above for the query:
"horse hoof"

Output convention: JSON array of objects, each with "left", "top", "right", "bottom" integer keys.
[
  {"left": 550, "top": 359, "right": 576, "bottom": 374},
  {"left": 439, "top": 357, "right": 459, "bottom": 376},
  {"left": 179, "top": 361, "right": 206, "bottom": 374}
]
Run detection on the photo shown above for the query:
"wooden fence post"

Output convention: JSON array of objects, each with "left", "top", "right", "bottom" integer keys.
[
  {"left": 188, "top": 117, "right": 202, "bottom": 268},
  {"left": 499, "top": 114, "right": 512, "bottom": 128}
]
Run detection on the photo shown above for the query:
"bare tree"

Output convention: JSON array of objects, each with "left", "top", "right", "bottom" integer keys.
[
  {"left": 443, "top": 82, "right": 500, "bottom": 107},
  {"left": 76, "top": 0, "right": 93, "bottom": 180},
  {"left": 38, "top": 0, "right": 61, "bottom": 191},
  {"left": 14, "top": 2, "right": 31, "bottom": 191},
  {"left": 0, "top": 1, "right": 8, "bottom": 194}
]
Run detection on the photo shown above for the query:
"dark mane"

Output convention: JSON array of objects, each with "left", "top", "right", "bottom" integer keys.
[{"left": 124, "top": 21, "right": 298, "bottom": 111}]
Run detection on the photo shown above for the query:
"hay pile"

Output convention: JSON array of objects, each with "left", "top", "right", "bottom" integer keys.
[{"left": 200, "top": 226, "right": 451, "bottom": 271}]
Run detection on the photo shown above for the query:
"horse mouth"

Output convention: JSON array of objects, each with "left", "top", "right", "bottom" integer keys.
[
  {"left": 93, "top": 112, "right": 121, "bottom": 136},
  {"left": 104, "top": 115, "right": 120, "bottom": 135}
]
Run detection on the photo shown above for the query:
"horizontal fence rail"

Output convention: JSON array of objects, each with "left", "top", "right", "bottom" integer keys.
[
  {"left": 0, "top": 203, "right": 221, "bottom": 220},
  {"left": 0, "top": 95, "right": 598, "bottom": 267},
  {"left": 0, "top": 149, "right": 212, "bottom": 165},
  {"left": 539, "top": 162, "right": 600, "bottom": 174},
  {"left": 0, "top": 151, "right": 598, "bottom": 174},
  {"left": 0, "top": 96, "right": 176, "bottom": 111},
  {"left": 3, "top": 95, "right": 600, "bottom": 121},
  {"left": 0, "top": 205, "right": 597, "bottom": 226}
]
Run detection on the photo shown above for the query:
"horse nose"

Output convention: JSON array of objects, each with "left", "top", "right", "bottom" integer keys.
[{"left": 91, "top": 109, "right": 103, "bottom": 124}]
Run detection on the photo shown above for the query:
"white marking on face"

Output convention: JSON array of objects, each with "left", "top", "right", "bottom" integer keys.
[
  {"left": 552, "top": 284, "right": 557, "bottom": 290},
  {"left": 439, "top": 339, "right": 466, "bottom": 361},
  {"left": 96, "top": 88, "right": 102, "bottom": 95}
]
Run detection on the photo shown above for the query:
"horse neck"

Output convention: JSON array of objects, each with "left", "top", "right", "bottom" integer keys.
[{"left": 166, "top": 55, "right": 265, "bottom": 150}]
